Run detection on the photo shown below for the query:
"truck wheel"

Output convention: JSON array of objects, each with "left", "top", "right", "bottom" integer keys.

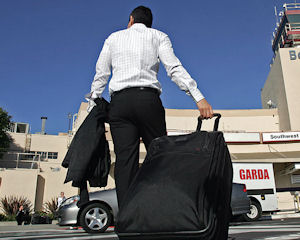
[
  {"left": 243, "top": 200, "right": 262, "bottom": 221},
  {"left": 79, "top": 202, "right": 112, "bottom": 233}
]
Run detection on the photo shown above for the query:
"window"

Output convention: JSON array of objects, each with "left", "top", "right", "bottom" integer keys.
[
  {"left": 7, "top": 122, "right": 29, "bottom": 133},
  {"left": 48, "top": 152, "right": 58, "bottom": 159},
  {"left": 22, "top": 151, "right": 36, "bottom": 160},
  {"left": 16, "top": 123, "right": 27, "bottom": 133},
  {"left": 36, "top": 152, "right": 47, "bottom": 160}
]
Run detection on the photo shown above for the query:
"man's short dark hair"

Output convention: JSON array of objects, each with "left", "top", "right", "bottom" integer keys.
[{"left": 130, "top": 6, "right": 153, "bottom": 28}]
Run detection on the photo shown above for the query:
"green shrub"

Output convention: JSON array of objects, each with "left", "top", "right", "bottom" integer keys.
[
  {"left": 0, "top": 196, "right": 32, "bottom": 218},
  {"left": 32, "top": 210, "right": 55, "bottom": 220},
  {"left": 0, "top": 213, "right": 6, "bottom": 221},
  {"left": 43, "top": 197, "right": 58, "bottom": 220},
  {"left": 46, "top": 212, "right": 55, "bottom": 220},
  {"left": 34, "top": 210, "right": 46, "bottom": 216},
  {"left": 0, "top": 213, "right": 15, "bottom": 222},
  {"left": 4, "top": 215, "right": 16, "bottom": 221}
]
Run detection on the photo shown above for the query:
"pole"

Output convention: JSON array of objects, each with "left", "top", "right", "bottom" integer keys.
[{"left": 68, "top": 113, "right": 72, "bottom": 134}]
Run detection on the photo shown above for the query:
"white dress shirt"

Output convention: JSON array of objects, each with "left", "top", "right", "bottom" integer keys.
[
  {"left": 86, "top": 23, "right": 204, "bottom": 111},
  {"left": 57, "top": 196, "right": 66, "bottom": 208}
]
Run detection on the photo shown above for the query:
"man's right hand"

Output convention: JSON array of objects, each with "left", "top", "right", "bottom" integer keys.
[{"left": 196, "top": 99, "right": 213, "bottom": 119}]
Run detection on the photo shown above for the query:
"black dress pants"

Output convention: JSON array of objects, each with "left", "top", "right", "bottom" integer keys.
[{"left": 108, "top": 87, "right": 167, "bottom": 208}]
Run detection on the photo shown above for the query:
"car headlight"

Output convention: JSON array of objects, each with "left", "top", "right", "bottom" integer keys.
[{"left": 60, "top": 196, "right": 80, "bottom": 207}]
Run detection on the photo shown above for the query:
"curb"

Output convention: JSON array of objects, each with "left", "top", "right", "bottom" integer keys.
[
  {"left": 0, "top": 214, "right": 299, "bottom": 227},
  {"left": 262, "top": 212, "right": 300, "bottom": 220},
  {"left": 0, "top": 222, "right": 16, "bottom": 226},
  {"left": 0, "top": 220, "right": 58, "bottom": 227}
]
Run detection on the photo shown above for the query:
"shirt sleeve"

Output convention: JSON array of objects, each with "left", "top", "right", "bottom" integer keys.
[
  {"left": 158, "top": 34, "right": 204, "bottom": 103},
  {"left": 85, "top": 38, "right": 112, "bottom": 112}
]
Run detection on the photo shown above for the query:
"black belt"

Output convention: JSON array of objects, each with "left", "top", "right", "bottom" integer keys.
[{"left": 111, "top": 87, "right": 159, "bottom": 98}]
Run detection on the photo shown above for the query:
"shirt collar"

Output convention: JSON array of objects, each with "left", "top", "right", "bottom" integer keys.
[{"left": 130, "top": 23, "right": 147, "bottom": 29}]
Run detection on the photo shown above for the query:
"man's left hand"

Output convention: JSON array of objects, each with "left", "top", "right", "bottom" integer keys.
[{"left": 196, "top": 99, "right": 213, "bottom": 119}]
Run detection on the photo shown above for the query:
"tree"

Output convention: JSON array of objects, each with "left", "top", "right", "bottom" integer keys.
[{"left": 0, "top": 107, "right": 11, "bottom": 159}]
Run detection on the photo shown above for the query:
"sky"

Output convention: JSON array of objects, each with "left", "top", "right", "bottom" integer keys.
[{"left": 0, "top": 0, "right": 291, "bottom": 134}]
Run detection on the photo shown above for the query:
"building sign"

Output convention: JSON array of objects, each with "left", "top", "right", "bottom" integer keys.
[
  {"left": 233, "top": 163, "right": 276, "bottom": 189},
  {"left": 262, "top": 132, "right": 300, "bottom": 143},
  {"left": 240, "top": 169, "right": 270, "bottom": 180},
  {"left": 223, "top": 132, "right": 260, "bottom": 143},
  {"left": 289, "top": 50, "right": 300, "bottom": 60},
  {"left": 168, "top": 131, "right": 261, "bottom": 143}
]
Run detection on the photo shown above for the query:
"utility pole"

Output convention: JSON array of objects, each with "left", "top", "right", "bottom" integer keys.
[{"left": 67, "top": 113, "right": 72, "bottom": 134}]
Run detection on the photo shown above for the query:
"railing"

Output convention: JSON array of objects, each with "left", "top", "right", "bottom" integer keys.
[
  {"left": 285, "top": 22, "right": 300, "bottom": 32},
  {"left": 284, "top": 3, "right": 300, "bottom": 11},
  {"left": 283, "top": 22, "right": 300, "bottom": 46},
  {"left": 0, "top": 152, "right": 41, "bottom": 169},
  {"left": 272, "top": 21, "right": 300, "bottom": 52},
  {"left": 272, "top": 3, "right": 300, "bottom": 52}
]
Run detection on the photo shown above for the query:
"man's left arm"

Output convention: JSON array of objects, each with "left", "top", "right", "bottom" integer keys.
[{"left": 158, "top": 34, "right": 213, "bottom": 118}]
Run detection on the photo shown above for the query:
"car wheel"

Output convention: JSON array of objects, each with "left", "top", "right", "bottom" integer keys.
[
  {"left": 79, "top": 202, "right": 112, "bottom": 233},
  {"left": 243, "top": 200, "right": 262, "bottom": 221}
]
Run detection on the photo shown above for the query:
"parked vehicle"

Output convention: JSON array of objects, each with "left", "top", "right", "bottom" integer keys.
[
  {"left": 57, "top": 183, "right": 250, "bottom": 233},
  {"left": 233, "top": 162, "right": 278, "bottom": 221},
  {"left": 231, "top": 183, "right": 250, "bottom": 217},
  {"left": 57, "top": 189, "right": 117, "bottom": 233}
]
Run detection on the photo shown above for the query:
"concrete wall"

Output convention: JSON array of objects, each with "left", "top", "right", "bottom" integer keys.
[
  {"left": 0, "top": 168, "right": 78, "bottom": 211},
  {"left": 261, "top": 50, "right": 291, "bottom": 131},
  {"left": 75, "top": 104, "right": 280, "bottom": 133},
  {"left": 261, "top": 47, "right": 300, "bottom": 131},
  {"left": 38, "top": 167, "right": 78, "bottom": 204},
  {"left": 30, "top": 134, "right": 70, "bottom": 162},
  {"left": 280, "top": 47, "right": 300, "bottom": 131},
  {"left": 0, "top": 169, "right": 38, "bottom": 212},
  {"left": 2, "top": 133, "right": 76, "bottom": 209},
  {"left": 34, "top": 175, "right": 45, "bottom": 211},
  {"left": 274, "top": 163, "right": 300, "bottom": 211},
  {"left": 72, "top": 102, "right": 89, "bottom": 133},
  {"left": 165, "top": 109, "right": 279, "bottom": 132},
  {"left": 7, "top": 133, "right": 26, "bottom": 151},
  {"left": 274, "top": 163, "right": 300, "bottom": 189},
  {"left": 276, "top": 192, "right": 296, "bottom": 211}
]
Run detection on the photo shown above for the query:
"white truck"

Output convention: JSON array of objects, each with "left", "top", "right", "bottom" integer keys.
[{"left": 232, "top": 162, "right": 278, "bottom": 221}]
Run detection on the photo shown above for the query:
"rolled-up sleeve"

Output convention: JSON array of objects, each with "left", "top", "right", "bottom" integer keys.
[
  {"left": 85, "top": 38, "right": 112, "bottom": 112},
  {"left": 158, "top": 35, "right": 204, "bottom": 103}
]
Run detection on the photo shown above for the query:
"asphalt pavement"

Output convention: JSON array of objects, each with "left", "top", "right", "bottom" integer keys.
[{"left": 0, "top": 217, "right": 300, "bottom": 239}]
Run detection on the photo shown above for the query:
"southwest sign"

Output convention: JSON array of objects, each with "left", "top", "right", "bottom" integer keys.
[{"left": 262, "top": 132, "right": 300, "bottom": 143}]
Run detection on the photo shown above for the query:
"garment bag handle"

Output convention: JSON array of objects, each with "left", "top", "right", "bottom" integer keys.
[{"left": 196, "top": 113, "right": 222, "bottom": 132}]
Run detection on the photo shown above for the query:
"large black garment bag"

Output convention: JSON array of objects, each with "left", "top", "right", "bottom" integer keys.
[{"left": 116, "top": 114, "right": 233, "bottom": 240}]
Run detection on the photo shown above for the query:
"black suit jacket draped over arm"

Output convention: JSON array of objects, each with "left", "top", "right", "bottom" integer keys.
[{"left": 62, "top": 98, "right": 111, "bottom": 188}]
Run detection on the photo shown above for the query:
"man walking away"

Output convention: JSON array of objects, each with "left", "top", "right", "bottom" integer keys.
[{"left": 86, "top": 6, "right": 213, "bottom": 208}]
